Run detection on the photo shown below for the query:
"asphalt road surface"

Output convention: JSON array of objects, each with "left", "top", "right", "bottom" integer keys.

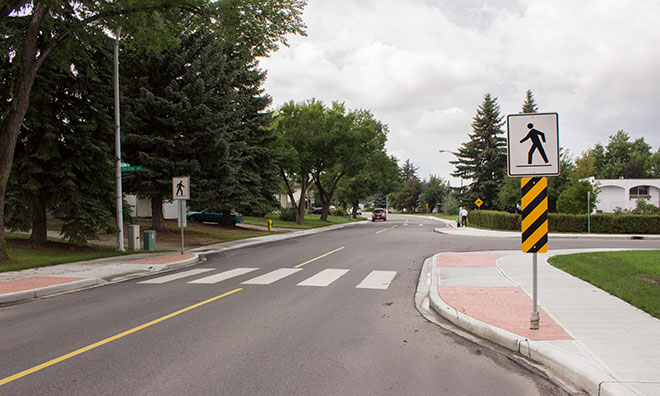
[{"left": 1, "top": 215, "right": 656, "bottom": 395}]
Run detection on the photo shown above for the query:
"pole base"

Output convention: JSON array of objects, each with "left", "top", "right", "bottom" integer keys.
[{"left": 530, "top": 311, "right": 540, "bottom": 330}]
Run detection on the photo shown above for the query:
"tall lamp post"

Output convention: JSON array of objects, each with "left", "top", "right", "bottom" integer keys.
[{"left": 114, "top": 27, "right": 124, "bottom": 252}]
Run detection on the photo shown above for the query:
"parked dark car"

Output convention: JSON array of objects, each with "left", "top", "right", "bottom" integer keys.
[
  {"left": 186, "top": 209, "right": 243, "bottom": 225},
  {"left": 309, "top": 207, "right": 323, "bottom": 214},
  {"left": 372, "top": 208, "right": 387, "bottom": 221}
]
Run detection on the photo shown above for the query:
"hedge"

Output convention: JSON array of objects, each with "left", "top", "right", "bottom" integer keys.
[{"left": 468, "top": 210, "right": 660, "bottom": 234}]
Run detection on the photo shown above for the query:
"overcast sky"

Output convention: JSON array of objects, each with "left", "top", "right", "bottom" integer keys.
[{"left": 260, "top": 0, "right": 660, "bottom": 185}]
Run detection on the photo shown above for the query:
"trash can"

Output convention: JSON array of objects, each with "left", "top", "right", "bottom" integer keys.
[
  {"left": 143, "top": 230, "right": 156, "bottom": 251},
  {"left": 127, "top": 225, "right": 140, "bottom": 251}
]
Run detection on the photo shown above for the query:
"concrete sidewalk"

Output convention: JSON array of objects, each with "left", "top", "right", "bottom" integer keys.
[
  {"left": 0, "top": 221, "right": 366, "bottom": 305},
  {"left": 426, "top": 250, "right": 660, "bottom": 396}
]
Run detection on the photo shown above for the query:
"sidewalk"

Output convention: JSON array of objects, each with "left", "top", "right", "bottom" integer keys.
[
  {"left": 0, "top": 221, "right": 365, "bottom": 305},
  {"left": 425, "top": 250, "right": 660, "bottom": 396}
]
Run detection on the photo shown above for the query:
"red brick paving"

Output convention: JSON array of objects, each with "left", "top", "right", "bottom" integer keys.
[
  {"left": 439, "top": 285, "right": 572, "bottom": 340},
  {"left": 436, "top": 252, "right": 506, "bottom": 268},
  {"left": 0, "top": 276, "right": 85, "bottom": 294},
  {"left": 121, "top": 253, "right": 195, "bottom": 265}
]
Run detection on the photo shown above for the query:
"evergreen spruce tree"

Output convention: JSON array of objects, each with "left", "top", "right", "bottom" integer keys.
[
  {"left": 122, "top": 28, "right": 278, "bottom": 229},
  {"left": 451, "top": 93, "right": 507, "bottom": 210},
  {"left": 5, "top": 35, "right": 115, "bottom": 245},
  {"left": 521, "top": 89, "right": 539, "bottom": 113}
]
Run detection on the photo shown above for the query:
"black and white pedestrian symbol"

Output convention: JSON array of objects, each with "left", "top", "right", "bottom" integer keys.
[
  {"left": 520, "top": 123, "right": 549, "bottom": 164},
  {"left": 175, "top": 180, "right": 185, "bottom": 196},
  {"left": 172, "top": 176, "right": 190, "bottom": 200},
  {"left": 507, "top": 113, "right": 559, "bottom": 177}
]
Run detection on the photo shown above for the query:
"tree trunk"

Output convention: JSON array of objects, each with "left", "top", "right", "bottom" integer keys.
[
  {"left": 222, "top": 209, "right": 232, "bottom": 226},
  {"left": 29, "top": 189, "right": 48, "bottom": 243},
  {"left": 0, "top": 4, "right": 49, "bottom": 260},
  {"left": 351, "top": 199, "right": 359, "bottom": 219},
  {"left": 151, "top": 196, "right": 167, "bottom": 232}
]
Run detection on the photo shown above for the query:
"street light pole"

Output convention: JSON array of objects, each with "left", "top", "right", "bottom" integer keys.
[{"left": 114, "top": 26, "right": 124, "bottom": 252}]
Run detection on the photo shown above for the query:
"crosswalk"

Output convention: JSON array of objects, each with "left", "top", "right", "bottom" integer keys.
[{"left": 139, "top": 267, "right": 397, "bottom": 290}]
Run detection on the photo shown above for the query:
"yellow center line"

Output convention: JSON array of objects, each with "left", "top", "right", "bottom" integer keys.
[
  {"left": 376, "top": 225, "right": 398, "bottom": 234},
  {"left": 294, "top": 246, "right": 345, "bottom": 268},
  {"left": 0, "top": 288, "right": 243, "bottom": 387}
]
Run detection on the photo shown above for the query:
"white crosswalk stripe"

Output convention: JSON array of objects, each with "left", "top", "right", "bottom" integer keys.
[
  {"left": 241, "top": 268, "right": 302, "bottom": 285},
  {"left": 139, "top": 267, "right": 398, "bottom": 290},
  {"left": 356, "top": 271, "right": 397, "bottom": 290},
  {"left": 189, "top": 268, "right": 259, "bottom": 284},
  {"left": 297, "top": 269, "right": 349, "bottom": 287},
  {"left": 138, "top": 268, "right": 215, "bottom": 284}
]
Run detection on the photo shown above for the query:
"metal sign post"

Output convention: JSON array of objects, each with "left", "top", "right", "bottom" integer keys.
[
  {"left": 508, "top": 113, "right": 559, "bottom": 331},
  {"left": 173, "top": 177, "right": 190, "bottom": 255}
]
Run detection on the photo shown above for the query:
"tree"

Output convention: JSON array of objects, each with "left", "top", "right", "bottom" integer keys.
[
  {"left": 1, "top": 0, "right": 306, "bottom": 260},
  {"left": 521, "top": 89, "right": 539, "bottom": 113},
  {"left": 5, "top": 36, "right": 115, "bottom": 244},
  {"left": 273, "top": 99, "right": 325, "bottom": 224},
  {"left": 451, "top": 93, "right": 507, "bottom": 210},
  {"left": 336, "top": 152, "right": 400, "bottom": 219},
  {"left": 587, "top": 131, "right": 653, "bottom": 179},
  {"left": 391, "top": 178, "right": 423, "bottom": 213},
  {"left": 400, "top": 159, "right": 419, "bottom": 182},
  {"left": 121, "top": 28, "right": 279, "bottom": 230},
  {"left": 312, "top": 107, "right": 388, "bottom": 221},
  {"left": 419, "top": 175, "right": 449, "bottom": 213},
  {"left": 556, "top": 181, "right": 598, "bottom": 214}
]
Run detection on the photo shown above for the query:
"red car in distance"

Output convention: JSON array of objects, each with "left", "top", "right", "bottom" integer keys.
[{"left": 372, "top": 208, "right": 387, "bottom": 222}]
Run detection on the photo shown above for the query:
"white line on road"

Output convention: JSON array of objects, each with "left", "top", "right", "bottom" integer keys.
[
  {"left": 297, "top": 269, "right": 350, "bottom": 287},
  {"left": 242, "top": 268, "right": 303, "bottom": 285},
  {"left": 356, "top": 271, "right": 397, "bottom": 290},
  {"left": 138, "top": 268, "right": 215, "bottom": 284},
  {"left": 189, "top": 268, "right": 259, "bottom": 284}
]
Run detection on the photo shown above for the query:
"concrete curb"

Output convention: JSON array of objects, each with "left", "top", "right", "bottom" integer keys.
[
  {"left": 1, "top": 222, "right": 364, "bottom": 303},
  {"left": 0, "top": 278, "right": 103, "bottom": 304},
  {"left": 426, "top": 253, "right": 637, "bottom": 396}
]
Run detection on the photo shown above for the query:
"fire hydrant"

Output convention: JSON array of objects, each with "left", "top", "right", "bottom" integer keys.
[{"left": 267, "top": 219, "right": 273, "bottom": 232}]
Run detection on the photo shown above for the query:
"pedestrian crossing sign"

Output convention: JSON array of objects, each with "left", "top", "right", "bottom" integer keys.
[{"left": 507, "top": 113, "right": 559, "bottom": 177}]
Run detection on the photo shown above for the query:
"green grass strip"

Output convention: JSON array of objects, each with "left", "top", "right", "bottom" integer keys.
[{"left": 548, "top": 250, "right": 660, "bottom": 319}]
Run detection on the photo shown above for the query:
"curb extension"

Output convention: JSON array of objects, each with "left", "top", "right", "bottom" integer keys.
[
  {"left": 425, "top": 253, "right": 637, "bottom": 396},
  {"left": 0, "top": 253, "right": 201, "bottom": 305},
  {"left": 1, "top": 222, "right": 365, "bottom": 305}
]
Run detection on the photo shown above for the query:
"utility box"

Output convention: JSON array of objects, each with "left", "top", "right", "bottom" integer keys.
[
  {"left": 143, "top": 230, "right": 156, "bottom": 251},
  {"left": 127, "top": 225, "right": 140, "bottom": 251}
]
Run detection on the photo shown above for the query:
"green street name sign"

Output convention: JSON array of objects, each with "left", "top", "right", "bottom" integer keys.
[{"left": 121, "top": 165, "right": 143, "bottom": 172}]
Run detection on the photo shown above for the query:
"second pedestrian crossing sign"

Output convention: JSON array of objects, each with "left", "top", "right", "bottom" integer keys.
[{"left": 507, "top": 113, "right": 559, "bottom": 177}]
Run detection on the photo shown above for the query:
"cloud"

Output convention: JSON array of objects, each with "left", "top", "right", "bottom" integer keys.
[{"left": 261, "top": 0, "right": 660, "bottom": 180}]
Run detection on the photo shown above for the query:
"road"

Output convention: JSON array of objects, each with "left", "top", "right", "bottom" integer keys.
[{"left": 1, "top": 215, "right": 655, "bottom": 395}]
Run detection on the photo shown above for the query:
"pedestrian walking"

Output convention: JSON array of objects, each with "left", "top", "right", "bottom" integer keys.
[{"left": 460, "top": 207, "right": 468, "bottom": 227}]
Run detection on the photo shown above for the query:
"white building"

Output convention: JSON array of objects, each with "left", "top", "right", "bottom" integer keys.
[
  {"left": 125, "top": 195, "right": 179, "bottom": 219},
  {"left": 587, "top": 178, "right": 660, "bottom": 213}
]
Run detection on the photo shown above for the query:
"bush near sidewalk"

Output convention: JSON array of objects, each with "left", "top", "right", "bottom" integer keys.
[
  {"left": 549, "top": 250, "right": 660, "bottom": 319},
  {"left": 469, "top": 210, "right": 660, "bottom": 234}
]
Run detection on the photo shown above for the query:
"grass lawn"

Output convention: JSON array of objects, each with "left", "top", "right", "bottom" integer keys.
[
  {"left": 0, "top": 215, "right": 359, "bottom": 272},
  {"left": 134, "top": 218, "right": 271, "bottom": 245},
  {"left": 1, "top": 235, "right": 138, "bottom": 273},
  {"left": 243, "top": 213, "right": 361, "bottom": 229},
  {"left": 548, "top": 250, "right": 660, "bottom": 319}
]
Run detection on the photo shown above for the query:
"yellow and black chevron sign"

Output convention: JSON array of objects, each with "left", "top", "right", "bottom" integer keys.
[{"left": 521, "top": 177, "right": 548, "bottom": 253}]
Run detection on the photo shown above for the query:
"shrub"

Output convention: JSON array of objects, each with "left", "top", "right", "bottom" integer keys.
[
  {"left": 332, "top": 208, "right": 346, "bottom": 216},
  {"left": 469, "top": 210, "right": 660, "bottom": 234},
  {"left": 279, "top": 209, "right": 297, "bottom": 222},
  {"left": 469, "top": 210, "right": 520, "bottom": 230}
]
